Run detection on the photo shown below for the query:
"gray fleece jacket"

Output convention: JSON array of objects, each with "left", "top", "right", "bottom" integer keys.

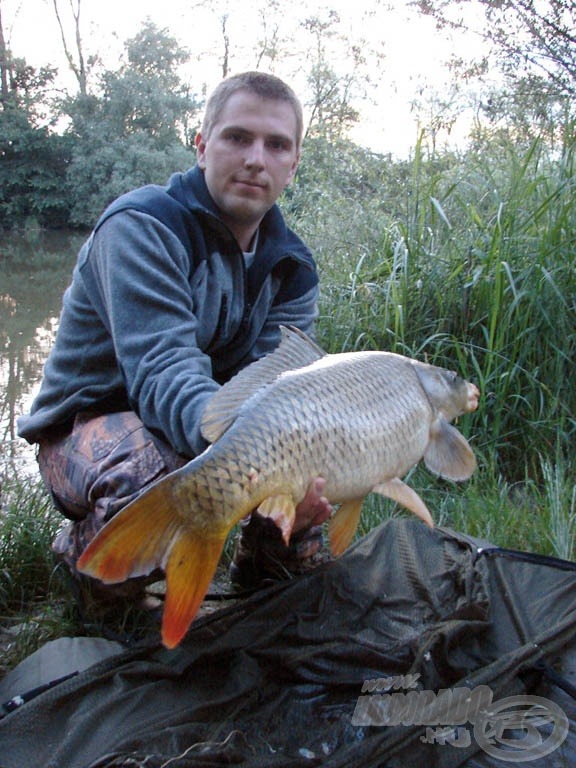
[{"left": 18, "top": 165, "right": 319, "bottom": 457}]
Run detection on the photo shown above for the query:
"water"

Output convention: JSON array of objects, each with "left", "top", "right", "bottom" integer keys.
[{"left": 0, "top": 229, "right": 84, "bottom": 480}]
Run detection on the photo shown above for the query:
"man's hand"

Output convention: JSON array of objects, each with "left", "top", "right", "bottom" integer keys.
[
  {"left": 252, "top": 477, "right": 333, "bottom": 544},
  {"left": 294, "top": 477, "right": 333, "bottom": 532}
]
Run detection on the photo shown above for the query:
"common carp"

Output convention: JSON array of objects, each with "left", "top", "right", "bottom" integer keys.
[{"left": 78, "top": 326, "right": 479, "bottom": 648}]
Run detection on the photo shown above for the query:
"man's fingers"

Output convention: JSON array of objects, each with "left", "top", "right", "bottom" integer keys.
[{"left": 294, "top": 477, "right": 333, "bottom": 531}]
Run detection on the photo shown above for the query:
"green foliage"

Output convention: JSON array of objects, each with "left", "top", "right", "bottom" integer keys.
[
  {"left": 1, "top": 20, "right": 201, "bottom": 230},
  {"left": 0, "top": 52, "right": 58, "bottom": 126},
  {"left": 91, "top": 21, "right": 194, "bottom": 144},
  {"left": 414, "top": 0, "right": 576, "bottom": 144},
  {"left": 0, "top": 109, "right": 72, "bottom": 227},
  {"left": 66, "top": 133, "right": 193, "bottom": 226},
  {"left": 0, "top": 479, "right": 79, "bottom": 673},
  {"left": 0, "top": 480, "right": 63, "bottom": 611},
  {"left": 287, "top": 133, "right": 576, "bottom": 490},
  {"left": 61, "top": 21, "right": 200, "bottom": 226}
]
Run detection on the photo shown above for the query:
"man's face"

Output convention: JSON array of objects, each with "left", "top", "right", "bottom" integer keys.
[{"left": 195, "top": 90, "right": 300, "bottom": 250}]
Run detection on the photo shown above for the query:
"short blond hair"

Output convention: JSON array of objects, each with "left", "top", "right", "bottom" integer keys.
[{"left": 201, "top": 71, "right": 304, "bottom": 147}]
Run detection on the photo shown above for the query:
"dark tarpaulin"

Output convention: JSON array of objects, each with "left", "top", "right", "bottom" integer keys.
[{"left": 1, "top": 518, "right": 575, "bottom": 767}]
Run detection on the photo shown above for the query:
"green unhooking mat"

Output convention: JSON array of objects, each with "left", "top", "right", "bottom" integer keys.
[{"left": 1, "top": 518, "right": 575, "bottom": 767}]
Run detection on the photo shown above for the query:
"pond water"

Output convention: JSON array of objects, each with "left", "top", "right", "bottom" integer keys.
[{"left": 0, "top": 229, "right": 85, "bottom": 480}]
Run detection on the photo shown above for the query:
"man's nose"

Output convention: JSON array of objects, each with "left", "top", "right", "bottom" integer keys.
[{"left": 244, "top": 140, "right": 266, "bottom": 169}]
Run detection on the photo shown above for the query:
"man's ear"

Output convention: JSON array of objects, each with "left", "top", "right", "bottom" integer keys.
[
  {"left": 195, "top": 133, "right": 207, "bottom": 169},
  {"left": 285, "top": 150, "right": 301, "bottom": 187}
]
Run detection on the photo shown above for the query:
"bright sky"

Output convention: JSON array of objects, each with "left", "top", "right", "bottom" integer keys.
[{"left": 3, "top": 0, "right": 488, "bottom": 156}]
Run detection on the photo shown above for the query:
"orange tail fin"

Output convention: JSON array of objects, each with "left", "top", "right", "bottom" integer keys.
[
  {"left": 162, "top": 531, "right": 227, "bottom": 648},
  {"left": 77, "top": 476, "right": 229, "bottom": 648},
  {"left": 77, "top": 477, "right": 181, "bottom": 582}
]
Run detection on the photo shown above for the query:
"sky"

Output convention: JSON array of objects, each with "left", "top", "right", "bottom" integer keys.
[{"left": 3, "top": 0, "right": 488, "bottom": 156}]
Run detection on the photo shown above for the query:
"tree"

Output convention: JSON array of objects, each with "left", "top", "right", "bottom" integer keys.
[
  {"left": 412, "top": 0, "right": 576, "bottom": 144},
  {"left": 95, "top": 21, "right": 194, "bottom": 143},
  {"left": 51, "top": 0, "right": 89, "bottom": 95},
  {"left": 64, "top": 21, "right": 200, "bottom": 226},
  {"left": 0, "top": 2, "right": 71, "bottom": 228},
  {"left": 414, "top": 1, "right": 576, "bottom": 95},
  {"left": 300, "top": 11, "right": 371, "bottom": 141},
  {"left": 0, "top": 0, "right": 9, "bottom": 103},
  {"left": 0, "top": 107, "right": 72, "bottom": 227}
]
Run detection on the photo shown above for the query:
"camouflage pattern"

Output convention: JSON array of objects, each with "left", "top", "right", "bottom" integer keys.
[{"left": 38, "top": 410, "right": 187, "bottom": 579}]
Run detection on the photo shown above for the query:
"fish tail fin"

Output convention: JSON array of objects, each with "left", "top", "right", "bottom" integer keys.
[
  {"left": 162, "top": 530, "right": 227, "bottom": 648},
  {"left": 77, "top": 473, "right": 230, "bottom": 649},
  {"left": 77, "top": 477, "right": 180, "bottom": 583}
]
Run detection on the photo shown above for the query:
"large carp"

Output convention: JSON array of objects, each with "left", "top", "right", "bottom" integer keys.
[{"left": 78, "top": 326, "right": 479, "bottom": 648}]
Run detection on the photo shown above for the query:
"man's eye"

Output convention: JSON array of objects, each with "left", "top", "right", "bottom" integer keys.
[
  {"left": 227, "top": 132, "right": 248, "bottom": 144},
  {"left": 268, "top": 139, "right": 290, "bottom": 151}
]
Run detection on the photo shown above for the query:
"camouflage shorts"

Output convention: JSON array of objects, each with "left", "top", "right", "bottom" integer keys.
[{"left": 38, "top": 410, "right": 187, "bottom": 575}]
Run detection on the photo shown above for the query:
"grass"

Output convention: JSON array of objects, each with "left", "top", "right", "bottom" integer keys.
[
  {"left": 1, "top": 131, "right": 575, "bottom": 675},
  {"left": 0, "top": 479, "right": 79, "bottom": 675}
]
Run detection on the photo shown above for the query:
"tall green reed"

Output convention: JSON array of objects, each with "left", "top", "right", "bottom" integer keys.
[{"left": 310, "top": 135, "right": 575, "bottom": 486}]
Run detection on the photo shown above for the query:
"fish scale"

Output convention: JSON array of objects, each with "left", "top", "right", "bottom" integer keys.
[{"left": 78, "top": 326, "right": 479, "bottom": 648}]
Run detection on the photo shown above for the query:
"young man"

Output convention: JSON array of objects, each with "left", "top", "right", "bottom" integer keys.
[{"left": 18, "top": 72, "right": 331, "bottom": 610}]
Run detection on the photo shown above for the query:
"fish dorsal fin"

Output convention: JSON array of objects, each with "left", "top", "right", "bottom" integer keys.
[
  {"left": 424, "top": 416, "right": 477, "bottom": 481},
  {"left": 201, "top": 325, "right": 326, "bottom": 443}
]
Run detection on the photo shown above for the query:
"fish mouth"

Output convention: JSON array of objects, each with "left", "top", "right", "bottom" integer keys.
[{"left": 466, "top": 382, "right": 480, "bottom": 412}]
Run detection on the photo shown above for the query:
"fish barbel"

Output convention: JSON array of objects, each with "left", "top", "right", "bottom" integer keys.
[{"left": 78, "top": 326, "right": 479, "bottom": 648}]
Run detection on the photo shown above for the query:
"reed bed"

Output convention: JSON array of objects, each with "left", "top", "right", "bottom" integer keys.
[{"left": 295, "top": 134, "right": 575, "bottom": 557}]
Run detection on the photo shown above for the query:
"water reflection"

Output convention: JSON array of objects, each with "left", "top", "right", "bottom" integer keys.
[{"left": 0, "top": 229, "right": 84, "bottom": 479}]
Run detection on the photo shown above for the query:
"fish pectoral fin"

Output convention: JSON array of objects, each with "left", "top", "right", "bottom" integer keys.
[
  {"left": 328, "top": 498, "right": 365, "bottom": 557},
  {"left": 162, "top": 529, "right": 227, "bottom": 649},
  {"left": 372, "top": 478, "right": 434, "bottom": 528},
  {"left": 256, "top": 494, "right": 297, "bottom": 546},
  {"left": 424, "top": 417, "right": 477, "bottom": 481},
  {"left": 77, "top": 478, "right": 181, "bottom": 583}
]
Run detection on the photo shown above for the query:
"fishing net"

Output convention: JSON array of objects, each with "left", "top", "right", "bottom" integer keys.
[{"left": 1, "top": 518, "right": 575, "bottom": 767}]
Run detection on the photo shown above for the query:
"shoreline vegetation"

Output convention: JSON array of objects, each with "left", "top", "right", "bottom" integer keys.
[{"left": 1, "top": 133, "right": 575, "bottom": 676}]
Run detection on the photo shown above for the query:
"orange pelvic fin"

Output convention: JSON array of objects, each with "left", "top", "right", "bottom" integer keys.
[
  {"left": 372, "top": 477, "right": 434, "bottom": 528},
  {"left": 162, "top": 529, "right": 228, "bottom": 649},
  {"left": 77, "top": 477, "right": 182, "bottom": 583},
  {"left": 328, "top": 497, "right": 365, "bottom": 557},
  {"left": 256, "top": 493, "right": 297, "bottom": 545}
]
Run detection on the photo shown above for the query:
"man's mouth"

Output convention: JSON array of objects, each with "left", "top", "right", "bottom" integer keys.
[{"left": 234, "top": 178, "right": 267, "bottom": 190}]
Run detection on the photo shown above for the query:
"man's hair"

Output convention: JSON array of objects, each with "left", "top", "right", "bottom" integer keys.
[{"left": 201, "top": 71, "right": 304, "bottom": 148}]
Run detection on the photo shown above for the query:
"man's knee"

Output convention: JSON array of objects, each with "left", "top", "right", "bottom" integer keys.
[{"left": 38, "top": 410, "right": 186, "bottom": 522}]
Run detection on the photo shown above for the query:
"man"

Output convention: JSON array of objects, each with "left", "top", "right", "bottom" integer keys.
[{"left": 18, "top": 71, "right": 331, "bottom": 612}]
